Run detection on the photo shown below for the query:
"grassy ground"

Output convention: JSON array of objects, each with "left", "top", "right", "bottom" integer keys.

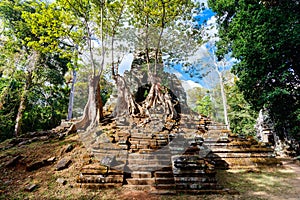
[{"left": 0, "top": 134, "right": 299, "bottom": 200}]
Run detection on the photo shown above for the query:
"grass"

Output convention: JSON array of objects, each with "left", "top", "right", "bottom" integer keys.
[{"left": 216, "top": 168, "right": 295, "bottom": 199}]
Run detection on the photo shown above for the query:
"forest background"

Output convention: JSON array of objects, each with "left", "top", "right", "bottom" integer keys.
[{"left": 0, "top": 0, "right": 299, "bottom": 152}]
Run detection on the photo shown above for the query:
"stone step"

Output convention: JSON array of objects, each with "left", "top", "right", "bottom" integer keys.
[
  {"left": 138, "top": 149, "right": 157, "bottom": 154},
  {"left": 127, "top": 159, "right": 171, "bottom": 166},
  {"left": 92, "top": 152, "right": 128, "bottom": 162},
  {"left": 155, "top": 177, "right": 175, "bottom": 184},
  {"left": 127, "top": 153, "right": 171, "bottom": 160},
  {"left": 175, "top": 182, "right": 218, "bottom": 190},
  {"left": 150, "top": 190, "right": 176, "bottom": 195},
  {"left": 203, "top": 138, "right": 227, "bottom": 142},
  {"left": 204, "top": 140, "right": 231, "bottom": 144},
  {"left": 80, "top": 164, "right": 108, "bottom": 175},
  {"left": 78, "top": 183, "right": 122, "bottom": 189},
  {"left": 154, "top": 184, "right": 176, "bottom": 190},
  {"left": 100, "top": 145, "right": 124, "bottom": 150},
  {"left": 211, "top": 148, "right": 274, "bottom": 153},
  {"left": 207, "top": 130, "right": 231, "bottom": 134},
  {"left": 122, "top": 185, "right": 155, "bottom": 190},
  {"left": 80, "top": 167, "right": 124, "bottom": 176},
  {"left": 92, "top": 147, "right": 129, "bottom": 153},
  {"left": 116, "top": 131, "right": 130, "bottom": 137},
  {"left": 130, "top": 133, "right": 154, "bottom": 139},
  {"left": 154, "top": 171, "right": 174, "bottom": 178},
  {"left": 126, "top": 178, "right": 155, "bottom": 185},
  {"left": 206, "top": 144, "right": 273, "bottom": 150},
  {"left": 131, "top": 171, "right": 152, "bottom": 178},
  {"left": 211, "top": 152, "right": 274, "bottom": 158},
  {"left": 128, "top": 139, "right": 157, "bottom": 145},
  {"left": 221, "top": 157, "right": 280, "bottom": 167},
  {"left": 181, "top": 127, "right": 199, "bottom": 133},
  {"left": 108, "top": 168, "right": 125, "bottom": 174},
  {"left": 202, "top": 135, "right": 228, "bottom": 140},
  {"left": 173, "top": 170, "right": 216, "bottom": 176},
  {"left": 127, "top": 153, "right": 156, "bottom": 160},
  {"left": 92, "top": 149, "right": 128, "bottom": 156},
  {"left": 174, "top": 177, "right": 217, "bottom": 183},
  {"left": 127, "top": 164, "right": 171, "bottom": 172},
  {"left": 207, "top": 125, "right": 228, "bottom": 130},
  {"left": 77, "top": 174, "right": 123, "bottom": 183}
]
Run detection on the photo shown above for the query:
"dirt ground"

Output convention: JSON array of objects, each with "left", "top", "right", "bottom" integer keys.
[{"left": 0, "top": 134, "right": 299, "bottom": 200}]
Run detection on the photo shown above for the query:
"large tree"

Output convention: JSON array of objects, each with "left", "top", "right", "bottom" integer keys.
[
  {"left": 0, "top": 0, "right": 70, "bottom": 137},
  {"left": 208, "top": 0, "right": 300, "bottom": 139},
  {"left": 114, "top": 0, "right": 197, "bottom": 119},
  {"left": 56, "top": 0, "right": 109, "bottom": 131}
]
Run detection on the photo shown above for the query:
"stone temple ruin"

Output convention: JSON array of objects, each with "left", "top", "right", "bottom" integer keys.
[{"left": 76, "top": 52, "right": 279, "bottom": 194}]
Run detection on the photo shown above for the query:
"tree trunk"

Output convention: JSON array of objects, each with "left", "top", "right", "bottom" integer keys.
[
  {"left": 154, "top": 0, "right": 165, "bottom": 75},
  {"left": 14, "top": 51, "right": 38, "bottom": 137},
  {"left": 113, "top": 75, "right": 143, "bottom": 117},
  {"left": 67, "top": 69, "right": 77, "bottom": 121},
  {"left": 14, "top": 71, "right": 32, "bottom": 137},
  {"left": 217, "top": 70, "right": 230, "bottom": 129},
  {"left": 74, "top": 75, "right": 102, "bottom": 130}
]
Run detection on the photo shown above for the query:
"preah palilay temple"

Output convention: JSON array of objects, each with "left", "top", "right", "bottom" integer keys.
[{"left": 0, "top": 0, "right": 299, "bottom": 199}]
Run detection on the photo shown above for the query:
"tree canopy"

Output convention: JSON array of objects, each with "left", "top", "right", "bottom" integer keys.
[
  {"left": 1, "top": 0, "right": 298, "bottom": 145},
  {"left": 208, "top": 0, "right": 300, "bottom": 139},
  {"left": 0, "top": 0, "right": 70, "bottom": 138}
]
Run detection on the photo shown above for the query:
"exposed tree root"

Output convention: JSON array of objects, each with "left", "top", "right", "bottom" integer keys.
[
  {"left": 113, "top": 75, "right": 179, "bottom": 123},
  {"left": 142, "top": 82, "right": 178, "bottom": 120},
  {"left": 113, "top": 75, "right": 143, "bottom": 117}
]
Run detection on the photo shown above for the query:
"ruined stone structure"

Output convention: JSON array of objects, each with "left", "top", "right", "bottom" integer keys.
[
  {"left": 76, "top": 53, "right": 279, "bottom": 193},
  {"left": 77, "top": 114, "right": 278, "bottom": 193}
]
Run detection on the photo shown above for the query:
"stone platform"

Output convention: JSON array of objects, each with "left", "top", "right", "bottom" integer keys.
[{"left": 76, "top": 113, "right": 279, "bottom": 193}]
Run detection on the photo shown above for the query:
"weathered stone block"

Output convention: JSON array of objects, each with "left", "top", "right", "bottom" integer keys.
[
  {"left": 56, "top": 158, "right": 72, "bottom": 171},
  {"left": 131, "top": 171, "right": 152, "bottom": 178},
  {"left": 56, "top": 178, "right": 67, "bottom": 185},
  {"left": 24, "top": 184, "right": 37, "bottom": 192},
  {"left": 81, "top": 164, "right": 108, "bottom": 175},
  {"left": 26, "top": 160, "right": 51, "bottom": 172},
  {"left": 155, "top": 177, "right": 175, "bottom": 184},
  {"left": 126, "top": 178, "right": 155, "bottom": 185},
  {"left": 5, "top": 155, "right": 21, "bottom": 167}
]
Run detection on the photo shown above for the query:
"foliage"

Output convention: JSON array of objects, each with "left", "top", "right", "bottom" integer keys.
[
  {"left": 0, "top": 0, "right": 71, "bottom": 139},
  {"left": 226, "top": 81, "right": 258, "bottom": 136},
  {"left": 125, "top": 0, "right": 199, "bottom": 69},
  {"left": 0, "top": 78, "right": 22, "bottom": 140},
  {"left": 186, "top": 87, "right": 206, "bottom": 109},
  {"left": 22, "top": 84, "right": 69, "bottom": 133},
  {"left": 186, "top": 80, "right": 224, "bottom": 122},
  {"left": 194, "top": 92, "right": 213, "bottom": 117},
  {"left": 208, "top": 0, "right": 300, "bottom": 139}
]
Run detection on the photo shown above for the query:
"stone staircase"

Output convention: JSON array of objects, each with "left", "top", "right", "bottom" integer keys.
[
  {"left": 121, "top": 121, "right": 176, "bottom": 192},
  {"left": 77, "top": 163, "right": 124, "bottom": 189},
  {"left": 125, "top": 150, "right": 174, "bottom": 192},
  {"left": 76, "top": 113, "right": 279, "bottom": 193},
  {"left": 201, "top": 120, "right": 278, "bottom": 169}
]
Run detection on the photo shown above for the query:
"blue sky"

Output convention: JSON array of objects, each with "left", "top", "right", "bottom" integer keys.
[
  {"left": 163, "top": 7, "right": 220, "bottom": 89},
  {"left": 164, "top": 63, "right": 212, "bottom": 88},
  {"left": 194, "top": 9, "right": 215, "bottom": 26}
]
